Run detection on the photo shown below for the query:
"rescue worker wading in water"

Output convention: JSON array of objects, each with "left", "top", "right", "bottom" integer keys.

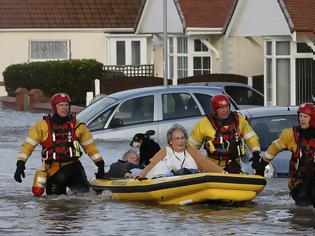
[
  {"left": 188, "top": 94, "right": 261, "bottom": 173},
  {"left": 14, "top": 93, "right": 105, "bottom": 195},
  {"left": 251, "top": 102, "right": 315, "bottom": 207}
]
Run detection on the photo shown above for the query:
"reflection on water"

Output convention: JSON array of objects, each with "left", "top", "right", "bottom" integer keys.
[{"left": 0, "top": 107, "right": 314, "bottom": 235}]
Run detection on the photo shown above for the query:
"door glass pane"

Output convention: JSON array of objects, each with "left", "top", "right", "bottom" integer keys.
[
  {"left": 177, "top": 37, "right": 187, "bottom": 53},
  {"left": 276, "top": 41, "right": 290, "bottom": 55},
  {"left": 266, "top": 58, "right": 272, "bottom": 106},
  {"left": 276, "top": 59, "right": 290, "bottom": 105},
  {"left": 266, "top": 41, "right": 272, "bottom": 55},
  {"left": 112, "top": 96, "right": 154, "bottom": 126},
  {"left": 177, "top": 56, "right": 188, "bottom": 78},
  {"left": 169, "top": 38, "right": 173, "bottom": 53},
  {"left": 162, "top": 93, "right": 201, "bottom": 119},
  {"left": 169, "top": 56, "right": 174, "bottom": 79},
  {"left": 116, "top": 41, "right": 125, "bottom": 65},
  {"left": 131, "top": 41, "right": 140, "bottom": 65}
]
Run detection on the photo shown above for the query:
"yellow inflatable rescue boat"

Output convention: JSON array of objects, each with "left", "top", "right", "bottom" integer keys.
[{"left": 90, "top": 173, "right": 266, "bottom": 205}]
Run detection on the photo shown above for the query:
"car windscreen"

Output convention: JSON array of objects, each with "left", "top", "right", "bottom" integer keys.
[
  {"left": 77, "top": 97, "right": 117, "bottom": 123},
  {"left": 225, "top": 86, "right": 264, "bottom": 106},
  {"left": 250, "top": 115, "right": 298, "bottom": 150}
]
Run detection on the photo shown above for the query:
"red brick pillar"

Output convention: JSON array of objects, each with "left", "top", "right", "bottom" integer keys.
[
  {"left": 15, "top": 88, "right": 30, "bottom": 111},
  {"left": 29, "top": 89, "right": 48, "bottom": 108}
]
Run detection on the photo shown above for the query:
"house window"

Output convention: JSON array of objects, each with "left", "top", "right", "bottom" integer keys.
[
  {"left": 193, "top": 57, "right": 211, "bottom": 76},
  {"left": 131, "top": 41, "right": 140, "bottom": 65},
  {"left": 29, "top": 40, "right": 69, "bottom": 61},
  {"left": 265, "top": 40, "right": 290, "bottom": 106},
  {"left": 194, "top": 39, "right": 208, "bottom": 52},
  {"left": 168, "top": 37, "right": 212, "bottom": 80},
  {"left": 193, "top": 39, "right": 211, "bottom": 76},
  {"left": 109, "top": 37, "right": 147, "bottom": 66}
]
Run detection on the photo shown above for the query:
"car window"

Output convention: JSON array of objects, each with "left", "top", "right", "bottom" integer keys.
[
  {"left": 88, "top": 105, "right": 117, "bottom": 131},
  {"left": 194, "top": 93, "right": 214, "bottom": 115},
  {"left": 162, "top": 93, "right": 201, "bottom": 119},
  {"left": 77, "top": 96, "right": 116, "bottom": 123},
  {"left": 250, "top": 115, "right": 298, "bottom": 150},
  {"left": 225, "top": 86, "right": 264, "bottom": 106},
  {"left": 112, "top": 95, "right": 154, "bottom": 126}
]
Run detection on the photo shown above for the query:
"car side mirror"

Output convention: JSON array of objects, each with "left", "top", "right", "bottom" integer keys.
[{"left": 108, "top": 118, "right": 123, "bottom": 128}]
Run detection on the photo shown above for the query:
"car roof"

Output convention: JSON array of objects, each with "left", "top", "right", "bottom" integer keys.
[
  {"left": 185, "top": 81, "right": 264, "bottom": 96},
  {"left": 238, "top": 106, "right": 298, "bottom": 119},
  {"left": 105, "top": 85, "right": 225, "bottom": 100}
]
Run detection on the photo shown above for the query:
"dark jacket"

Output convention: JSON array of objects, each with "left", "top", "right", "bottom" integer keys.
[{"left": 105, "top": 160, "right": 142, "bottom": 178}]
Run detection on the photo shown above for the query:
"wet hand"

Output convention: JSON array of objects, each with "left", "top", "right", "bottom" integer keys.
[
  {"left": 14, "top": 160, "right": 26, "bottom": 183},
  {"left": 249, "top": 151, "right": 268, "bottom": 176}
]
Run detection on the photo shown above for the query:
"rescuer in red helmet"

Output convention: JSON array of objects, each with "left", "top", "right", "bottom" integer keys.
[
  {"left": 14, "top": 93, "right": 105, "bottom": 196},
  {"left": 188, "top": 94, "right": 261, "bottom": 174},
  {"left": 253, "top": 102, "right": 315, "bottom": 207}
]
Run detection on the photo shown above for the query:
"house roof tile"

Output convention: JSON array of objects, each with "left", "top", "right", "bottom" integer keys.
[
  {"left": 177, "top": 0, "right": 234, "bottom": 28},
  {"left": 0, "top": 0, "right": 143, "bottom": 29},
  {"left": 282, "top": 0, "right": 315, "bottom": 34}
]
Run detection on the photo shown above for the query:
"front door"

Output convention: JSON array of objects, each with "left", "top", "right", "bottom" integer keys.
[{"left": 296, "top": 58, "right": 315, "bottom": 104}]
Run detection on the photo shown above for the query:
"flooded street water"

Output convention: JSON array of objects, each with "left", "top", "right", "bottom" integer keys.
[{"left": 0, "top": 105, "right": 314, "bottom": 235}]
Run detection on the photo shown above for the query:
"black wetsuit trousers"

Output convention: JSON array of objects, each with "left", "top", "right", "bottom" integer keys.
[
  {"left": 46, "top": 161, "right": 90, "bottom": 195},
  {"left": 291, "top": 176, "right": 315, "bottom": 207}
]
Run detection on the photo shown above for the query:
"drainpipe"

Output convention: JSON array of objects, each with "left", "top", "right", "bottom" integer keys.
[{"left": 163, "top": 0, "right": 168, "bottom": 86}]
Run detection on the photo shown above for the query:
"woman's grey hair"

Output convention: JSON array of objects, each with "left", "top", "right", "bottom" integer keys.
[
  {"left": 122, "top": 149, "right": 139, "bottom": 161},
  {"left": 166, "top": 123, "right": 188, "bottom": 145}
]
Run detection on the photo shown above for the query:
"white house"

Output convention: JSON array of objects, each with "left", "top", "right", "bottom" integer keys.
[{"left": 225, "top": 0, "right": 315, "bottom": 106}]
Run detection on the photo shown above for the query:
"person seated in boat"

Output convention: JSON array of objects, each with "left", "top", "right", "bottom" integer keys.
[
  {"left": 104, "top": 150, "right": 143, "bottom": 178},
  {"left": 136, "top": 124, "right": 224, "bottom": 179}
]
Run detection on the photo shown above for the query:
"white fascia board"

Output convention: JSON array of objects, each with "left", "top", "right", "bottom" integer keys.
[
  {"left": 0, "top": 28, "right": 134, "bottom": 33},
  {"left": 135, "top": 0, "right": 149, "bottom": 35},
  {"left": 105, "top": 33, "right": 152, "bottom": 38},
  {"left": 225, "top": 0, "right": 246, "bottom": 38},
  {"left": 185, "top": 27, "right": 222, "bottom": 36}
]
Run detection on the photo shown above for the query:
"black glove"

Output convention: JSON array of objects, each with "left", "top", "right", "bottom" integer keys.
[
  {"left": 14, "top": 160, "right": 26, "bottom": 183},
  {"left": 95, "top": 160, "right": 105, "bottom": 179},
  {"left": 249, "top": 151, "right": 268, "bottom": 176}
]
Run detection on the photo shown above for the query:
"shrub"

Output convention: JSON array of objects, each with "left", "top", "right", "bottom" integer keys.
[{"left": 3, "top": 59, "right": 104, "bottom": 105}]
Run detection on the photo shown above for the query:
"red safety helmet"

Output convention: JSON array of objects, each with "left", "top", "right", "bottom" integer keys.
[
  {"left": 298, "top": 102, "right": 315, "bottom": 128},
  {"left": 51, "top": 93, "right": 71, "bottom": 113},
  {"left": 211, "top": 94, "right": 231, "bottom": 110}
]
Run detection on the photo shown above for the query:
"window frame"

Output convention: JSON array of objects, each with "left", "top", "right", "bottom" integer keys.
[
  {"left": 108, "top": 36, "right": 147, "bottom": 66},
  {"left": 168, "top": 36, "right": 212, "bottom": 80},
  {"left": 28, "top": 40, "right": 70, "bottom": 62}
]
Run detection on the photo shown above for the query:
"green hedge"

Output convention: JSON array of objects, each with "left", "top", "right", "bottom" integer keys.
[{"left": 3, "top": 59, "right": 104, "bottom": 106}]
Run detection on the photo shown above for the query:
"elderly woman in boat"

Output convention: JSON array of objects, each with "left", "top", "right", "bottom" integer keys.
[{"left": 137, "top": 124, "right": 224, "bottom": 179}]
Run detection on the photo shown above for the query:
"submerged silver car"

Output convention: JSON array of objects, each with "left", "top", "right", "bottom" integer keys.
[
  {"left": 77, "top": 85, "right": 238, "bottom": 144},
  {"left": 239, "top": 106, "right": 299, "bottom": 177}
]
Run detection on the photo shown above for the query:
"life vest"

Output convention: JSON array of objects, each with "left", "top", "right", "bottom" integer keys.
[
  {"left": 290, "top": 126, "right": 315, "bottom": 178},
  {"left": 204, "top": 112, "right": 245, "bottom": 162},
  {"left": 41, "top": 114, "right": 82, "bottom": 163}
]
